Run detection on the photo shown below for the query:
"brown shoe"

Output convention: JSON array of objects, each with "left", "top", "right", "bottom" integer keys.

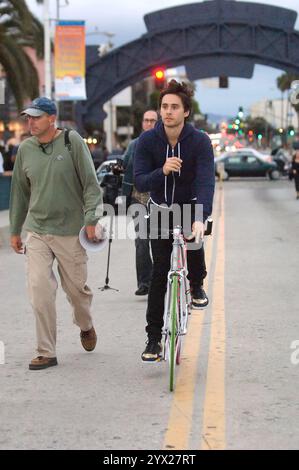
[
  {"left": 80, "top": 326, "right": 97, "bottom": 352},
  {"left": 29, "top": 356, "right": 58, "bottom": 370}
]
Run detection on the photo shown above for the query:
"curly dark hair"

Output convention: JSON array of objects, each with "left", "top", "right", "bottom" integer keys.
[{"left": 159, "top": 79, "right": 194, "bottom": 115}]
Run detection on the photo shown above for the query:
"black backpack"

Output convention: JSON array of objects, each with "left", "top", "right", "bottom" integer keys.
[
  {"left": 63, "top": 128, "right": 83, "bottom": 188},
  {"left": 64, "top": 128, "right": 72, "bottom": 153}
]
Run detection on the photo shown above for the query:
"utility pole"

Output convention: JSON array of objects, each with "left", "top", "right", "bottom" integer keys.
[
  {"left": 43, "top": 0, "right": 70, "bottom": 99},
  {"left": 43, "top": 0, "right": 52, "bottom": 98},
  {"left": 95, "top": 31, "right": 115, "bottom": 152}
]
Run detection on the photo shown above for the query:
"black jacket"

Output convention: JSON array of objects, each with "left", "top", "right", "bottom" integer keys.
[{"left": 134, "top": 120, "right": 215, "bottom": 221}]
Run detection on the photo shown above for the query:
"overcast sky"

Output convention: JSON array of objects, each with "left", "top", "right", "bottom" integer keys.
[{"left": 25, "top": 0, "right": 299, "bottom": 118}]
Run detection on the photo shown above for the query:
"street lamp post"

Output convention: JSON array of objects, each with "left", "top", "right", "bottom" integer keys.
[
  {"left": 42, "top": 0, "right": 70, "bottom": 99},
  {"left": 84, "top": 30, "right": 116, "bottom": 151},
  {"left": 43, "top": 0, "right": 52, "bottom": 98},
  {"left": 94, "top": 32, "right": 115, "bottom": 152}
]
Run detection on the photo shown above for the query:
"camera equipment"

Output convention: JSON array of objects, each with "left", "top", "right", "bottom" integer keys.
[
  {"left": 99, "top": 215, "right": 119, "bottom": 292},
  {"left": 97, "top": 158, "right": 125, "bottom": 292},
  {"left": 100, "top": 159, "right": 124, "bottom": 207}
]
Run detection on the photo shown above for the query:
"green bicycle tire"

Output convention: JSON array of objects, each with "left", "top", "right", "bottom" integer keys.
[{"left": 169, "top": 275, "right": 178, "bottom": 392}]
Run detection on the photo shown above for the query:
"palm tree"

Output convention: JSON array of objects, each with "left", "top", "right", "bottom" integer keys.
[{"left": 0, "top": 0, "right": 44, "bottom": 110}]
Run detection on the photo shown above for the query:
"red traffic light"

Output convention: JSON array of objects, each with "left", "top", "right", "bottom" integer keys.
[
  {"left": 155, "top": 69, "right": 165, "bottom": 80},
  {"left": 153, "top": 68, "right": 166, "bottom": 90}
]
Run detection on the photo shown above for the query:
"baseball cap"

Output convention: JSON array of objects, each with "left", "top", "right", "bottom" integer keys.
[{"left": 21, "top": 97, "right": 57, "bottom": 117}]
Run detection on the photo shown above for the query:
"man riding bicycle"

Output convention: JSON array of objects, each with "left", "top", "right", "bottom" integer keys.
[{"left": 134, "top": 80, "right": 215, "bottom": 362}]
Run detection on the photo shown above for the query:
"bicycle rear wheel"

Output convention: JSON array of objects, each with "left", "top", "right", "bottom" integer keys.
[{"left": 169, "top": 274, "right": 179, "bottom": 392}]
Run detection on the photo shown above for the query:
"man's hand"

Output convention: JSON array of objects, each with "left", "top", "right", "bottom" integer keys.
[
  {"left": 186, "top": 221, "right": 205, "bottom": 244},
  {"left": 85, "top": 224, "right": 105, "bottom": 243},
  {"left": 11, "top": 235, "right": 24, "bottom": 254},
  {"left": 163, "top": 157, "right": 182, "bottom": 176}
]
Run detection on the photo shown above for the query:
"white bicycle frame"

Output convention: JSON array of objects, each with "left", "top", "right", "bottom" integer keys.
[{"left": 162, "top": 226, "right": 191, "bottom": 362}]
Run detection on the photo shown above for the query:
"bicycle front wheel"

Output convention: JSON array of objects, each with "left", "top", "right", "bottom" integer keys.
[{"left": 169, "top": 274, "right": 179, "bottom": 392}]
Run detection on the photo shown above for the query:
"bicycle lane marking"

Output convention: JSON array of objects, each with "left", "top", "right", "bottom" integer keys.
[
  {"left": 201, "top": 187, "right": 226, "bottom": 450},
  {"left": 162, "top": 188, "right": 220, "bottom": 450}
]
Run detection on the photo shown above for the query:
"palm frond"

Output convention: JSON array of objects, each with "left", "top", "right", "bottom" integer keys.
[
  {"left": 0, "top": 0, "right": 44, "bottom": 108},
  {"left": 0, "top": 44, "right": 25, "bottom": 109}
]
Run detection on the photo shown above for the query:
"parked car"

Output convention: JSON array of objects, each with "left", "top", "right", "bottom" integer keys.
[
  {"left": 96, "top": 155, "right": 125, "bottom": 212},
  {"left": 215, "top": 150, "right": 280, "bottom": 180}
]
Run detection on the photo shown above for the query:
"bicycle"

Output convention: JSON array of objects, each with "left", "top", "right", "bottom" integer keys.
[
  {"left": 162, "top": 225, "right": 189, "bottom": 391},
  {"left": 162, "top": 218, "right": 213, "bottom": 392}
]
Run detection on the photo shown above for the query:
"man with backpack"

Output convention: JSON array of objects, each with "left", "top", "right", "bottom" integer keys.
[{"left": 9, "top": 97, "right": 103, "bottom": 370}]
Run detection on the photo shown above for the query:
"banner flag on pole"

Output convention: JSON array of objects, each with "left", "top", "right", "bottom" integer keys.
[{"left": 55, "top": 21, "right": 86, "bottom": 101}]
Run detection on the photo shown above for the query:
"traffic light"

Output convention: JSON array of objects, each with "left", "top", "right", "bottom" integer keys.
[
  {"left": 153, "top": 68, "right": 166, "bottom": 90},
  {"left": 238, "top": 106, "right": 244, "bottom": 118},
  {"left": 248, "top": 129, "right": 254, "bottom": 142}
]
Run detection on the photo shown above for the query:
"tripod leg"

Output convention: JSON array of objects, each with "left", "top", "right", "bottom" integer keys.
[{"left": 99, "top": 214, "right": 119, "bottom": 292}]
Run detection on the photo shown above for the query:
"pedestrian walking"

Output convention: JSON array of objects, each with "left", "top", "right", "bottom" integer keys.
[
  {"left": 9, "top": 97, "right": 103, "bottom": 370},
  {"left": 122, "top": 110, "right": 158, "bottom": 295}
]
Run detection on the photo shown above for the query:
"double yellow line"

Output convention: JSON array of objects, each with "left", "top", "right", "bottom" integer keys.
[{"left": 163, "top": 186, "right": 226, "bottom": 450}]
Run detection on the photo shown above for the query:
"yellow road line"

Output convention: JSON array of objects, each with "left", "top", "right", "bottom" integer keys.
[
  {"left": 163, "top": 189, "right": 220, "bottom": 450},
  {"left": 201, "top": 188, "right": 226, "bottom": 450}
]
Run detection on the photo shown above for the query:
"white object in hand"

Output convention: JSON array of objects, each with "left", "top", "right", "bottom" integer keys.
[{"left": 79, "top": 223, "right": 108, "bottom": 252}]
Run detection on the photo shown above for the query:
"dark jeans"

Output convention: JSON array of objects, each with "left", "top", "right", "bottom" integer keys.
[{"left": 146, "top": 238, "right": 207, "bottom": 340}]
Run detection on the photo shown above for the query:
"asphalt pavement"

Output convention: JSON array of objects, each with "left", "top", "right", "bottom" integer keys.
[{"left": 0, "top": 178, "right": 298, "bottom": 450}]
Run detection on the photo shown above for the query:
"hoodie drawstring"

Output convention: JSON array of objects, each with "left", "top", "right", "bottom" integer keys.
[
  {"left": 148, "top": 142, "right": 180, "bottom": 213},
  {"left": 164, "top": 143, "right": 180, "bottom": 206}
]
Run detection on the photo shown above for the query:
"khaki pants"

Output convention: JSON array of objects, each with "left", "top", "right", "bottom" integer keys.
[{"left": 25, "top": 232, "right": 94, "bottom": 357}]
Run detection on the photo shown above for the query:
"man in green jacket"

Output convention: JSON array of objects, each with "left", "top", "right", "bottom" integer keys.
[{"left": 9, "top": 97, "right": 103, "bottom": 370}]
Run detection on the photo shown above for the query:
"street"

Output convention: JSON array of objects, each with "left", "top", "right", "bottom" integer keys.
[{"left": 0, "top": 178, "right": 299, "bottom": 450}]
